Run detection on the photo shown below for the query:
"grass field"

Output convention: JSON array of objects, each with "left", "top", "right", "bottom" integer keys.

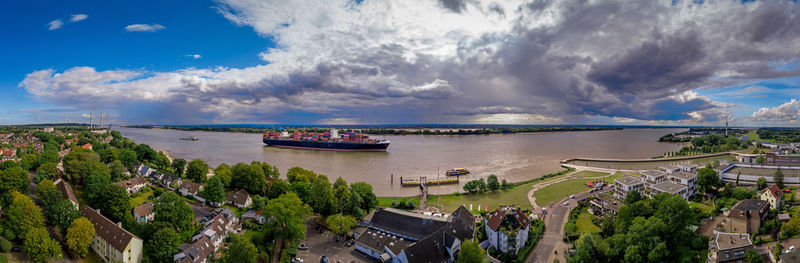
[
  {"left": 129, "top": 187, "right": 154, "bottom": 207},
  {"left": 533, "top": 172, "right": 620, "bottom": 207},
  {"left": 689, "top": 201, "right": 714, "bottom": 214},
  {"left": 575, "top": 207, "right": 600, "bottom": 234},
  {"left": 728, "top": 167, "right": 800, "bottom": 177},
  {"left": 573, "top": 170, "right": 610, "bottom": 178}
]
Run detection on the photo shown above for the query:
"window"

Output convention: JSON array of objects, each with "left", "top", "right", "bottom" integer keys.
[
  {"left": 734, "top": 250, "right": 744, "bottom": 257},
  {"left": 725, "top": 252, "right": 730, "bottom": 259}
]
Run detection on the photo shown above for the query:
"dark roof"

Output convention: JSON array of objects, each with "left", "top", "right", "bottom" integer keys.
[
  {"left": 226, "top": 189, "right": 250, "bottom": 206},
  {"left": 354, "top": 229, "right": 415, "bottom": 255},
  {"left": 180, "top": 181, "right": 202, "bottom": 194},
  {"left": 486, "top": 207, "right": 529, "bottom": 231},
  {"left": 730, "top": 199, "right": 770, "bottom": 220},
  {"left": 451, "top": 205, "right": 475, "bottom": 227},
  {"left": 402, "top": 217, "right": 474, "bottom": 263},
  {"left": 133, "top": 202, "right": 154, "bottom": 217},
  {"left": 54, "top": 178, "right": 78, "bottom": 205},
  {"left": 80, "top": 205, "right": 142, "bottom": 252},
  {"left": 176, "top": 236, "right": 214, "bottom": 263},
  {"left": 766, "top": 185, "right": 784, "bottom": 199},
  {"left": 369, "top": 208, "right": 449, "bottom": 240},
  {"left": 781, "top": 247, "right": 800, "bottom": 263}
]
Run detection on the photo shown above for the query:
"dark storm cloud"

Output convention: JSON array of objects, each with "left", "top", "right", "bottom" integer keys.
[{"left": 439, "top": 0, "right": 468, "bottom": 13}]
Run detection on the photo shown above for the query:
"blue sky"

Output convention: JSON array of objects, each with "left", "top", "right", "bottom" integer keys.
[{"left": 2, "top": 0, "right": 800, "bottom": 126}]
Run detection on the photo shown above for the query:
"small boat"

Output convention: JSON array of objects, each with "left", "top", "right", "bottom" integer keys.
[
  {"left": 180, "top": 136, "right": 198, "bottom": 141},
  {"left": 445, "top": 168, "right": 470, "bottom": 177}
]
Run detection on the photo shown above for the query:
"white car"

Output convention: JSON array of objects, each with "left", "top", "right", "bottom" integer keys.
[
  {"left": 570, "top": 195, "right": 575, "bottom": 199},
  {"left": 291, "top": 258, "right": 304, "bottom": 263},
  {"left": 563, "top": 201, "right": 569, "bottom": 206}
]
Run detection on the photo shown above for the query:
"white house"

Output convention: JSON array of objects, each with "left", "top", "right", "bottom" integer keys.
[{"left": 484, "top": 207, "right": 530, "bottom": 255}]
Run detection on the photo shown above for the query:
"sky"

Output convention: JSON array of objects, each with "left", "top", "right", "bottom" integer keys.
[{"left": 2, "top": 0, "right": 800, "bottom": 126}]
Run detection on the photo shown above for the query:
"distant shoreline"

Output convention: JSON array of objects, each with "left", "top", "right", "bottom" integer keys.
[{"left": 122, "top": 125, "right": 624, "bottom": 135}]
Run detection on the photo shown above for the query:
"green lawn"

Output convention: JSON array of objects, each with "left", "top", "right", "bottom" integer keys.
[
  {"left": 746, "top": 129, "right": 761, "bottom": 141},
  {"left": 689, "top": 201, "right": 714, "bottom": 214},
  {"left": 575, "top": 207, "right": 600, "bottom": 234},
  {"left": 0, "top": 254, "right": 7, "bottom": 263},
  {"left": 573, "top": 170, "right": 610, "bottom": 178},
  {"left": 533, "top": 173, "right": 621, "bottom": 207},
  {"left": 129, "top": 187, "right": 154, "bottom": 207}
]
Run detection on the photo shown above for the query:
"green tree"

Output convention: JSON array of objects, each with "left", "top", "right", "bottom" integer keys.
[
  {"left": 326, "top": 214, "right": 357, "bottom": 235},
  {"left": 34, "top": 162, "right": 58, "bottom": 183},
  {"left": 624, "top": 190, "right": 643, "bottom": 205},
  {"left": 0, "top": 239, "right": 11, "bottom": 252},
  {"left": 456, "top": 240, "right": 486, "bottom": 263},
  {"left": 84, "top": 172, "right": 111, "bottom": 207},
  {"left": 201, "top": 176, "right": 226, "bottom": 203},
  {"left": 21, "top": 154, "right": 38, "bottom": 171},
  {"left": 35, "top": 179, "right": 60, "bottom": 210},
  {"left": 49, "top": 199, "right": 80, "bottom": 235},
  {"left": 0, "top": 166, "right": 28, "bottom": 195},
  {"left": 147, "top": 228, "right": 182, "bottom": 263},
  {"left": 697, "top": 167, "right": 721, "bottom": 195},
  {"left": 477, "top": 178, "right": 487, "bottom": 192},
  {"left": 100, "top": 185, "right": 131, "bottom": 223},
  {"left": 224, "top": 234, "right": 259, "bottom": 263},
  {"left": 172, "top": 158, "right": 187, "bottom": 178},
  {"left": 24, "top": 227, "right": 62, "bottom": 263},
  {"left": 66, "top": 217, "right": 95, "bottom": 257},
  {"left": 736, "top": 171, "right": 741, "bottom": 186},
  {"left": 231, "top": 162, "right": 267, "bottom": 194},
  {"left": 463, "top": 180, "right": 479, "bottom": 194},
  {"left": 268, "top": 179, "right": 290, "bottom": 199},
  {"left": 310, "top": 175, "right": 337, "bottom": 215},
  {"left": 213, "top": 163, "right": 233, "bottom": 187},
  {"left": 7, "top": 191, "right": 45, "bottom": 239},
  {"left": 756, "top": 154, "right": 765, "bottom": 164},
  {"left": 500, "top": 179, "right": 510, "bottom": 190},
  {"left": 350, "top": 182, "right": 378, "bottom": 212},
  {"left": 486, "top": 175, "right": 500, "bottom": 192},
  {"left": 118, "top": 149, "right": 137, "bottom": 170},
  {"left": 154, "top": 192, "right": 193, "bottom": 233},
  {"left": 744, "top": 249, "right": 763, "bottom": 263},
  {"left": 757, "top": 177, "right": 768, "bottom": 190},
  {"left": 334, "top": 183, "right": 351, "bottom": 213},
  {"left": 264, "top": 192, "right": 309, "bottom": 241},
  {"left": 109, "top": 160, "right": 128, "bottom": 182},
  {"left": 775, "top": 168, "right": 785, "bottom": 189},
  {"left": 186, "top": 159, "right": 209, "bottom": 183}
]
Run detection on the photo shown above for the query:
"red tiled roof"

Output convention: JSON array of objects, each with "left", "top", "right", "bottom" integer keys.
[
  {"left": 767, "top": 185, "right": 784, "bottom": 199},
  {"left": 81, "top": 143, "right": 92, "bottom": 149},
  {"left": 486, "top": 207, "right": 529, "bottom": 231}
]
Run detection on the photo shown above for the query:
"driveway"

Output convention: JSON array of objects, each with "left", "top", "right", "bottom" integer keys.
[
  {"left": 187, "top": 200, "right": 213, "bottom": 222},
  {"left": 296, "top": 217, "right": 375, "bottom": 263}
]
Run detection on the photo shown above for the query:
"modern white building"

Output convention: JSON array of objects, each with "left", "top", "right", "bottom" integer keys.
[
  {"left": 667, "top": 171, "right": 698, "bottom": 197},
  {"left": 613, "top": 176, "right": 644, "bottom": 200},
  {"left": 640, "top": 170, "right": 666, "bottom": 187}
]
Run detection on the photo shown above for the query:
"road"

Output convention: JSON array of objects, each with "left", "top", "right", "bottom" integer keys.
[{"left": 526, "top": 169, "right": 615, "bottom": 263}]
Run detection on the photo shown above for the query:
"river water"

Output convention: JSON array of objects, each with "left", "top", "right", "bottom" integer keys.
[{"left": 116, "top": 127, "right": 685, "bottom": 197}]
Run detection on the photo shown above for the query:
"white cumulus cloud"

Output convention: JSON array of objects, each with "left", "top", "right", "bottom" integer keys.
[
  {"left": 125, "top": 24, "right": 166, "bottom": 32},
  {"left": 47, "top": 19, "right": 64, "bottom": 30},
  {"left": 70, "top": 14, "right": 88, "bottom": 22},
  {"left": 186, "top": 54, "right": 202, "bottom": 59},
  {"left": 752, "top": 99, "right": 800, "bottom": 121}
]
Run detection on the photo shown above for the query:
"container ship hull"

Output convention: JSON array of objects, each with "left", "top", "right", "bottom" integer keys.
[{"left": 263, "top": 139, "right": 389, "bottom": 151}]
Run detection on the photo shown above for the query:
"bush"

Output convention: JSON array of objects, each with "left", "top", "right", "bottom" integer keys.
[
  {"left": 0, "top": 239, "right": 10, "bottom": 252},
  {"left": 406, "top": 200, "right": 416, "bottom": 210},
  {"left": 3, "top": 229, "right": 15, "bottom": 241}
]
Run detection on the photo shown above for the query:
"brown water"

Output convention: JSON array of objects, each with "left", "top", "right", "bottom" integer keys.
[{"left": 116, "top": 127, "right": 685, "bottom": 196}]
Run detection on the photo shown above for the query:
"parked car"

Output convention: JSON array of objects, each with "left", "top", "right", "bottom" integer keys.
[
  {"left": 345, "top": 240, "right": 354, "bottom": 247},
  {"left": 563, "top": 201, "right": 569, "bottom": 207},
  {"left": 299, "top": 243, "right": 309, "bottom": 250},
  {"left": 291, "top": 258, "right": 304, "bottom": 263},
  {"left": 570, "top": 195, "right": 575, "bottom": 199}
]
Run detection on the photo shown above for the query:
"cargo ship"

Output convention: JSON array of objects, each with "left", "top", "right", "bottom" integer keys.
[
  {"left": 262, "top": 129, "right": 390, "bottom": 151},
  {"left": 445, "top": 168, "right": 470, "bottom": 177},
  {"left": 180, "top": 136, "right": 198, "bottom": 141}
]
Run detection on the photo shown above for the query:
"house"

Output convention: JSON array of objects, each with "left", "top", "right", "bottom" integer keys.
[
  {"left": 114, "top": 177, "right": 147, "bottom": 194},
  {"left": 709, "top": 232, "right": 753, "bottom": 263},
  {"left": 174, "top": 236, "right": 214, "bottom": 263},
  {"left": 241, "top": 210, "right": 265, "bottom": 224},
  {"left": 54, "top": 178, "right": 79, "bottom": 209},
  {"left": 613, "top": 176, "right": 644, "bottom": 200},
  {"left": 779, "top": 214, "right": 791, "bottom": 222},
  {"left": 589, "top": 193, "right": 621, "bottom": 216},
  {"left": 727, "top": 199, "right": 770, "bottom": 234},
  {"left": 226, "top": 189, "right": 252, "bottom": 208},
  {"left": 648, "top": 181, "right": 690, "bottom": 200},
  {"left": 43, "top": 127, "right": 54, "bottom": 132},
  {"left": 179, "top": 181, "right": 204, "bottom": 202},
  {"left": 765, "top": 152, "right": 800, "bottom": 166},
  {"left": 659, "top": 165, "right": 681, "bottom": 174},
  {"left": 677, "top": 163, "right": 699, "bottom": 173},
  {"left": 666, "top": 171, "right": 698, "bottom": 197},
  {"left": 353, "top": 205, "right": 474, "bottom": 263},
  {"left": 81, "top": 205, "right": 144, "bottom": 263},
  {"left": 133, "top": 202, "right": 155, "bottom": 224},
  {"left": 780, "top": 247, "right": 800, "bottom": 263},
  {"left": 82, "top": 143, "right": 93, "bottom": 150},
  {"left": 760, "top": 185, "right": 784, "bottom": 209},
  {"left": 160, "top": 174, "right": 183, "bottom": 190},
  {"left": 484, "top": 206, "right": 530, "bottom": 255},
  {"left": 640, "top": 170, "right": 666, "bottom": 187},
  {"left": 134, "top": 163, "right": 154, "bottom": 178}
]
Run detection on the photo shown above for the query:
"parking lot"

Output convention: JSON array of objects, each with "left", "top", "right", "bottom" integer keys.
[{"left": 295, "top": 218, "right": 375, "bottom": 263}]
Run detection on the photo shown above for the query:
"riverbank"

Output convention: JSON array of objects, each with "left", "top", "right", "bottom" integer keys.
[{"left": 123, "top": 125, "right": 625, "bottom": 136}]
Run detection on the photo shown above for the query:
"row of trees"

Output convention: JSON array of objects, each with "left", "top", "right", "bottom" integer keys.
[{"left": 463, "top": 175, "right": 511, "bottom": 193}]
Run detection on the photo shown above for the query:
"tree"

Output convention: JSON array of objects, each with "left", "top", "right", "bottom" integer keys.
[
  {"left": 49, "top": 199, "right": 80, "bottom": 235},
  {"left": 7, "top": 191, "right": 45, "bottom": 239},
  {"left": 334, "top": 184, "right": 351, "bottom": 213},
  {"left": 310, "top": 175, "right": 337, "bottom": 215},
  {"left": 697, "top": 167, "right": 721, "bottom": 195},
  {"left": 736, "top": 171, "right": 741, "bottom": 186},
  {"left": 154, "top": 192, "right": 193, "bottom": 233},
  {"left": 213, "top": 163, "right": 232, "bottom": 187},
  {"left": 624, "top": 190, "right": 643, "bottom": 205},
  {"left": 264, "top": 192, "right": 309, "bottom": 241},
  {"left": 231, "top": 162, "right": 267, "bottom": 194},
  {"left": 744, "top": 249, "right": 763, "bottom": 263},
  {"left": 463, "top": 180, "right": 479, "bottom": 194},
  {"left": 775, "top": 168, "right": 784, "bottom": 189},
  {"left": 350, "top": 182, "right": 378, "bottom": 212},
  {"left": 756, "top": 154, "right": 765, "bottom": 165},
  {"left": 0, "top": 239, "right": 11, "bottom": 252},
  {"left": 24, "top": 227, "right": 62, "bottom": 263},
  {"left": 757, "top": 177, "right": 767, "bottom": 190},
  {"left": 186, "top": 159, "right": 209, "bottom": 183},
  {"left": 224, "top": 234, "right": 258, "bottom": 263},
  {"left": 34, "top": 162, "right": 58, "bottom": 183},
  {"left": 118, "top": 149, "right": 137, "bottom": 170},
  {"left": 268, "top": 179, "right": 290, "bottom": 199},
  {"left": 109, "top": 160, "right": 127, "bottom": 182},
  {"left": 172, "top": 158, "right": 187, "bottom": 178},
  {"left": 477, "top": 178, "right": 487, "bottom": 192},
  {"left": 21, "top": 154, "right": 38, "bottom": 171},
  {"left": 500, "top": 179, "right": 510, "bottom": 190},
  {"left": 326, "top": 214, "right": 357, "bottom": 235},
  {"left": 202, "top": 176, "right": 226, "bottom": 203},
  {"left": 486, "top": 175, "right": 500, "bottom": 192},
  {"left": 66, "top": 217, "right": 95, "bottom": 257},
  {"left": 456, "top": 240, "right": 485, "bottom": 263},
  {"left": 0, "top": 166, "right": 28, "bottom": 195},
  {"left": 35, "top": 179, "right": 60, "bottom": 210},
  {"left": 147, "top": 228, "right": 182, "bottom": 263},
  {"left": 84, "top": 172, "right": 111, "bottom": 207},
  {"left": 100, "top": 185, "right": 131, "bottom": 223}
]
